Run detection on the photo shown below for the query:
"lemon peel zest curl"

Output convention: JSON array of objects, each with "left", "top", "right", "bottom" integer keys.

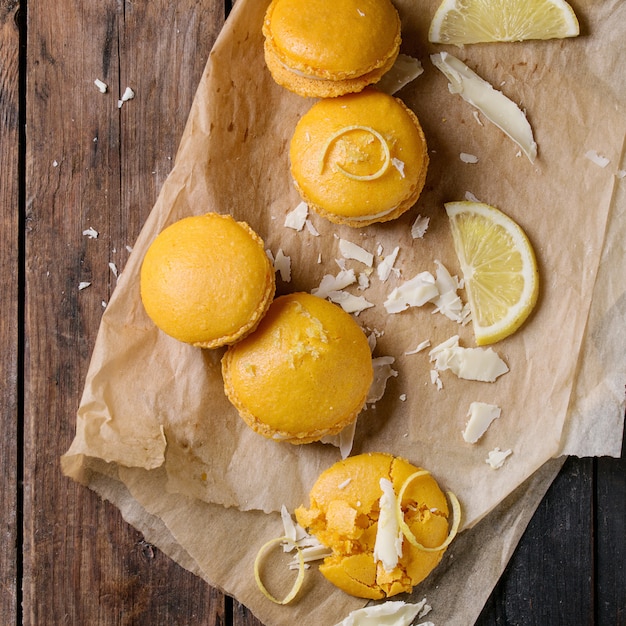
[
  {"left": 396, "top": 470, "right": 462, "bottom": 552},
  {"left": 254, "top": 536, "right": 306, "bottom": 605},
  {"left": 319, "top": 125, "right": 391, "bottom": 181}
]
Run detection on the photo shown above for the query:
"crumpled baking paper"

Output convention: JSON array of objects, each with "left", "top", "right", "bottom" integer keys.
[{"left": 62, "top": 0, "right": 625, "bottom": 623}]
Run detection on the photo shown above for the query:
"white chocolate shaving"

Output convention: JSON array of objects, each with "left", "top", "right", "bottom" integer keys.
[
  {"left": 462, "top": 402, "right": 502, "bottom": 443},
  {"left": 339, "top": 239, "right": 374, "bottom": 266},
  {"left": 429, "top": 335, "right": 509, "bottom": 382},
  {"left": 121, "top": 86, "right": 135, "bottom": 101},
  {"left": 410, "top": 214, "right": 430, "bottom": 239},
  {"left": 82, "top": 227, "right": 99, "bottom": 239},
  {"left": 375, "top": 53, "right": 425, "bottom": 96},
  {"left": 431, "top": 52, "right": 537, "bottom": 163},
  {"left": 273, "top": 248, "right": 291, "bottom": 282},
  {"left": 320, "top": 419, "right": 357, "bottom": 459},
  {"left": 327, "top": 291, "right": 375, "bottom": 314},
  {"left": 367, "top": 356, "right": 398, "bottom": 404},
  {"left": 486, "top": 447, "right": 513, "bottom": 469},
  {"left": 377, "top": 246, "right": 400, "bottom": 281},
  {"left": 460, "top": 152, "right": 479, "bottom": 164},
  {"left": 384, "top": 272, "right": 439, "bottom": 314},
  {"left": 373, "top": 478, "right": 403, "bottom": 572},
  {"left": 284, "top": 201, "right": 308, "bottom": 231},
  {"left": 334, "top": 599, "right": 430, "bottom": 626},
  {"left": 585, "top": 150, "right": 610, "bottom": 168},
  {"left": 312, "top": 269, "right": 356, "bottom": 299}
]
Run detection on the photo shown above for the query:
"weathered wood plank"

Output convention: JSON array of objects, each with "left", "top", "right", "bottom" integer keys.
[
  {"left": 233, "top": 600, "right": 265, "bottom": 626},
  {"left": 475, "top": 457, "right": 595, "bottom": 625},
  {"left": 595, "top": 438, "right": 626, "bottom": 625},
  {"left": 22, "top": 0, "right": 227, "bottom": 623},
  {"left": 0, "top": 1, "right": 21, "bottom": 624}
]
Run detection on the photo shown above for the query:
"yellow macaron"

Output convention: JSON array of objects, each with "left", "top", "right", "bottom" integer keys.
[
  {"left": 140, "top": 213, "right": 275, "bottom": 349},
  {"left": 295, "top": 452, "right": 452, "bottom": 599},
  {"left": 262, "top": 0, "right": 401, "bottom": 98},
  {"left": 289, "top": 89, "right": 429, "bottom": 227},
  {"left": 221, "top": 292, "right": 373, "bottom": 444}
]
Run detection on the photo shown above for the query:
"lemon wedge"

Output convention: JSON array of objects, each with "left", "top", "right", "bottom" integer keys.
[
  {"left": 445, "top": 201, "right": 539, "bottom": 345},
  {"left": 429, "top": 0, "right": 580, "bottom": 45}
]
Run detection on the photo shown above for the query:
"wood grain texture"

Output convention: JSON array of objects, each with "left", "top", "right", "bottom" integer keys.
[
  {"left": 233, "top": 600, "right": 264, "bottom": 626},
  {"left": 595, "top": 440, "right": 626, "bottom": 625},
  {"left": 22, "top": 0, "right": 226, "bottom": 623},
  {"left": 10, "top": 0, "right": 625, "bottom": 624},
  {"left": 476, "top": 457, "right": 595, "bottom": 625},
  {"left": 0, "top": 1, "right": 21, "bottom": 624}
]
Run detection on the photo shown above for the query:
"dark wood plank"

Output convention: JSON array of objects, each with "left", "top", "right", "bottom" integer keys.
[
  {"left": 476, "top": 456, "right": 595, "bottom": 625},
  {"left": 595, "top": 437, "right": 626, "bottom": 625},
  {"left": 22, "top": 0, "right": 227, "bottom": 623},
  {"left": 0, "top": 1, "right": 21, "bottom": 625},
  {"left": 233, "top": 600, "right": 264, "bottom": 626}
]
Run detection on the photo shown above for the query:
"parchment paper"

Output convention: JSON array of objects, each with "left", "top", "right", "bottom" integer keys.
[{"left": 62, "top": 0, "right": 625, "bottom": 623}]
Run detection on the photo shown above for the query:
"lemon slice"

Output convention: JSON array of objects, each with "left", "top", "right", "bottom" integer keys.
[
  {"left": 445, "top": 201, "right": 539, "bottom": 345},
  {"left": 429, "top": 0, "right": 580, "bottom": 45}
]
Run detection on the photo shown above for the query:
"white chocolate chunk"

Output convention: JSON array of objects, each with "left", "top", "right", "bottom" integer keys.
[
  {"left": 463, "top": 402, "right": 502, "bottom": 443},
  {"left": 82, "top": 227, "right": 99, "bottom": 239},
  {"left": 121, "top": 86, "right": 135, "bottom": 102},
  {"left": 486, "top": 447, "right": 513, "bottom": 469},
  {"left": 460, "top": 152, "right": 479, "bottom": 163}
]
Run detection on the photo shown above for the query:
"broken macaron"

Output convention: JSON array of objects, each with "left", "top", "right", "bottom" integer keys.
[{"left": 295, "top": 452, "right": 460, "bottom": 599}]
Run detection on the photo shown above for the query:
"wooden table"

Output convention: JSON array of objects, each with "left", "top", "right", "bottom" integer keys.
[{"left": 2, "top": 0, "right": 624, "bottom": 623}]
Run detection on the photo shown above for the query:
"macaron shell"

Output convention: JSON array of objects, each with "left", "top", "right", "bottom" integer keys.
[
  {"left": 222, "top": 293, "right": 373, "bottom": 443},
  {"left": 305, "top": 452, "right": 394, "bottom": 514},
  {"left": 140, "top": 213, "right": 275, "bottom": 348},
  {"left": 263, "top": 42, "right": 398, "bottom": 98},
  {"left": 263, "top": 0, "right": 401, "bottom": 79},
  {"left": 290, "top": 90, "right": 429, "bottom": 226},
  {"left": 319, "top": 554, "right": 384, "bottom": 600}
]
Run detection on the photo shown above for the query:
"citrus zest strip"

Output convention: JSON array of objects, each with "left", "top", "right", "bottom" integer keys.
[
  {"left": 254, "top": 536, "right": 305, "bottom": 605},
  {"left": 396, "top": 471, "right": 462, "bottom": 552},
  {"left": 319, "top": 125, "right": 391, "bottom": 181}
]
